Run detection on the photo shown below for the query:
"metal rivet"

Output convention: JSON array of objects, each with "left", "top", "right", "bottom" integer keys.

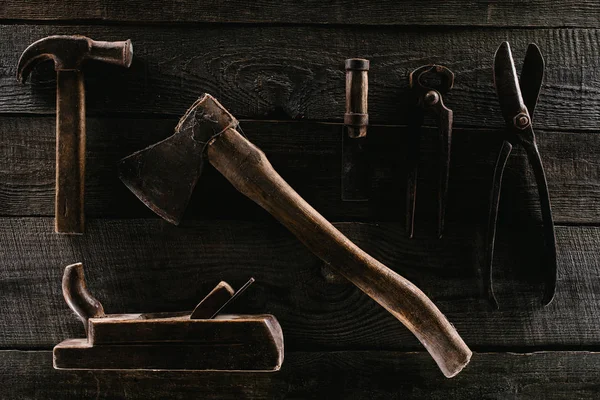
[
  {"left": 513, "top": 112, "right": 530, "bottom": 129},
  {"left": 424, "top": 91, "right": 439, "bottom": 106}
]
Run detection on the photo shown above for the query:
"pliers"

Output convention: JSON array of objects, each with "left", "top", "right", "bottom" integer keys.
[
  {"left": 407, "top": 65, "right": 454, "bottom": 238},
  {"left": 486, "top": 42, "right": 557, "bottom": 308}
]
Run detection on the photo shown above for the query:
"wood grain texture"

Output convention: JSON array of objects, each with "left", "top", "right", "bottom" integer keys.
[
  {"left": 1, "top": 117, "right": 598, "bottom": 225},
  {"left": 88, "top": 314, "right": 280, "bottom": 346},
  {"left": 2, "top": 350, "right": 600, "bottom": 399},
  {"left": 2, "top": 1, "right": 600, "bottom": 27},
  {"left": 3, "top": 25, "right": 600, "bottom": 130},
  {"left": 1, "top": 218, "right": 600, "bottom": 350},
  {"left": 0, "top": 3, "right": 598, "bottom": 397},
  {"left": 54, "top": 71, "right": 86, "bottom": 234}
]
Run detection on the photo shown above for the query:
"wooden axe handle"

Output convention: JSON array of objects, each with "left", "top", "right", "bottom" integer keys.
[{"left": 207, "top": 127, "right": 471, "bottom": 378}]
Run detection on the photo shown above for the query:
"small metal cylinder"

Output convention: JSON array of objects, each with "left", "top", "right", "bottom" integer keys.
[
  {"left": 89, "top": 39, "right": 134, "bottom": 68},
  {"left": 345, "top": 58, "right": 369, "bottom": 138}
]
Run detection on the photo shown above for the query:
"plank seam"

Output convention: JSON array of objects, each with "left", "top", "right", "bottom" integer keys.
[{"left": 0, "top": 19, "right": 589, "bottom": 29}]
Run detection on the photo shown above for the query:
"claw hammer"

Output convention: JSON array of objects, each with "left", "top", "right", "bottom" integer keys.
[{"left": 18, "top": 35, "right": 133, "bottom": 233}]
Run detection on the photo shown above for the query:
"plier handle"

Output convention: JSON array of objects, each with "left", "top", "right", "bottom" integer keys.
[
  {"left": 407, "top": 65, "right": 454, "bottom": 238},
  {"left": 487, "top": 42, "right": 557, "bottom": 308}
]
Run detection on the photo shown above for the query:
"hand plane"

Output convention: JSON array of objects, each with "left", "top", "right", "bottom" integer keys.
[{"left": 53, "top": 263, "right": 283, "bottom": 371}]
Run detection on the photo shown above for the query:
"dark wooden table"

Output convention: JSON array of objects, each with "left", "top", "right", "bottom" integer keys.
[{"left": 1, "top": 1, "right": 600, "bottom": 398}]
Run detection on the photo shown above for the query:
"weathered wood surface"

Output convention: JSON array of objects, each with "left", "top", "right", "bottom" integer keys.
[
  {"left": 2, "top": 1, "right": 600, "bottom": 27},
  {"left": 2, "top": 25, "right": 600, "bottom": 130},
  {"left": 1, "top": 117, "right": 598, "bottom": 225},
  {"left": 1, "top": 218, "right": 600, "bottom": 350},
  {"left": 1, "top": 3, "right": 600, "bottom": 396},
  {"left": 2, "top": 350, "right": 600, "bottom": 399}
]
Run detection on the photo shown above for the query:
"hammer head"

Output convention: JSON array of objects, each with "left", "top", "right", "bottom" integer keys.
[
  {"left": 17, "top": 35, "right": 133, "bottom": 83},
  {"left": 119, "top": 94, "right": 239, "bottom": 224}
]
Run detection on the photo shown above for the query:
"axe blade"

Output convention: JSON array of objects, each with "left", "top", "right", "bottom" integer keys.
[
  {"left": 119, "top": 132, "right": 204, "bottom": 225},
  {"left": 119, "top": 94, "right": 239, "bottom": 224}
]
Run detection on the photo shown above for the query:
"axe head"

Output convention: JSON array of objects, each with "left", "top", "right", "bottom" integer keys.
[{"left": 119, "top": 94, "right": 239, "bottom": 224}]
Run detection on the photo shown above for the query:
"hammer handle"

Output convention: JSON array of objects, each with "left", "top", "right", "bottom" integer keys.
[
  {"left": 55, "top": 70, "right": 85, "bottom": 234},
  {"left": 207, "top": 128, "right": 471, "bottom": 378}
]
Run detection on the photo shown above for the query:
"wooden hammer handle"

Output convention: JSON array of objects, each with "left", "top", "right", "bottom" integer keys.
[
  {"left": 55, "top": 70, "right": 86, "bottom": 234},
  {"left": 207, "top": 128, "right": 471, "bottom": 378}
]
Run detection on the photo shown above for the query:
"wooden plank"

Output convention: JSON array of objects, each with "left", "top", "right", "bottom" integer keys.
[
  {"left": 3, "top": 25, "right": 600, "bottom": 130},
  {"left": 1, "top": 117, "right": 598, "bottom": 224},
  {"left": 2, "top": 350, "right": 600, "bottom": 399},
  {"left": 54, "top": 335, "right": 283, "bottom": 371},
  {"left": 1, "top": 218, "right": 600, "bottom": 350},
  {"left": 87, "top": 314, "right": 281, "bottom": 346},
  {"left": 2, "top": 1, "right": 600, "bottom": 27}
]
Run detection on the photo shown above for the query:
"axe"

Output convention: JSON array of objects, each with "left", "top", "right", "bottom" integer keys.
[{"left": 119, "top": 94, "right": 471, "bottom": 378}]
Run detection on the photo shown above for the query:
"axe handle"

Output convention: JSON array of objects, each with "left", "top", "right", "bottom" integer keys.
[{"left": 207, "top": 128, "right": 471, "bottom": 378}]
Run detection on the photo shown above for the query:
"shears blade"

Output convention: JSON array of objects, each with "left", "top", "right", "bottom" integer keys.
[
  {"left": 520, "top": 43, "right": 544, "bottom": 119},
  {"left": 493, "top": 41, "right": 527, "bottom": 126}
]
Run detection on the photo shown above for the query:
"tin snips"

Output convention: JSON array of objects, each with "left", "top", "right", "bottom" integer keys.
[
  {"left": 407, "top": 65, "right": 454, "bottom": 238},
  {"left": 486, "top": 42, "right": 557, "bottom": 308}
]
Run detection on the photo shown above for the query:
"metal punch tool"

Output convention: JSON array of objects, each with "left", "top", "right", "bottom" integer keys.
[
  {"left": 407, "top": 65, "right": 454, "bottom": 238},
  {"left": 486, "top": 42, "right": 557, "bottom": 308}
]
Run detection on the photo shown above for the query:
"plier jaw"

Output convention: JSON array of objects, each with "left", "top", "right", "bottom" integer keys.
[
  {"left": 487, "top": 42, "right": 557, "bottom": 308},
  {"left": 407, "top": 65, "right": 454, "bottom": 239}
]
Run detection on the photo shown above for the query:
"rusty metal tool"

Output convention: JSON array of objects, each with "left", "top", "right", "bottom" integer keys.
[
  {"left": 486, "top": 42, "right": 557, "bottom": 308},
  {"left": 342, "top": 58, "right": 370, "bottom": 201},
  {"left": 118, "top": 94, "right": 471, "bottom": 378},
  {"left": 55, "top": 263, "right": 281, "bottom": 371},
  {"left": 17, "top": 35, "right": 133, "bottom": 234},
  {"left": 198, "top": 277, "right": 255, "bottom": 319},
  {"left": 407, "top": 65, "right": 454, "bottom": 239}
]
